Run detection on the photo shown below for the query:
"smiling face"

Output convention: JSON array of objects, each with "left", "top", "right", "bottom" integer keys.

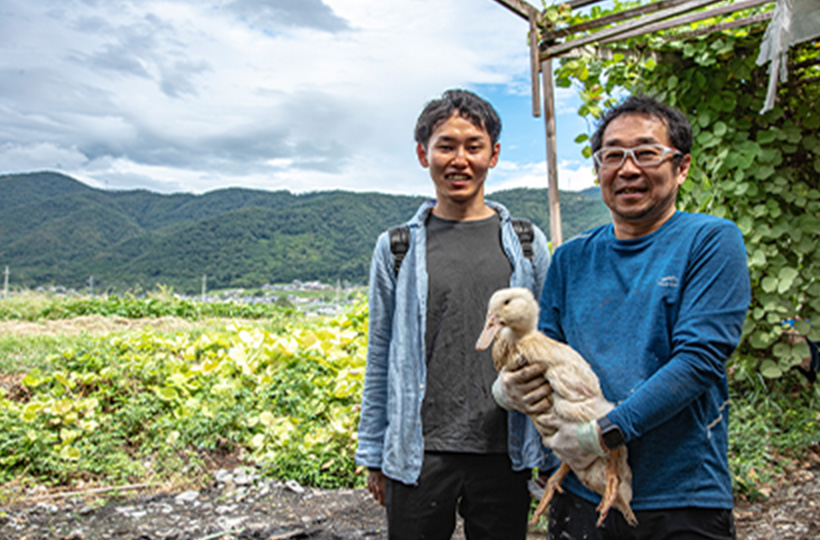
[
  {"left": 417, "top": 112, "right": 499, "bottom": 220},
  {"left": 598, "top": 113, "right": 690, "bottom": 239}
]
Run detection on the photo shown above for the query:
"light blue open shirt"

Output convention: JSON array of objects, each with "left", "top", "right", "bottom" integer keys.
[{"left": 355, "top": 200, "right": 551, "bottom": 485}]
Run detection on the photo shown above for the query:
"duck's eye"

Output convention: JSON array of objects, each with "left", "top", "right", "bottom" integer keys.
[{"left": 503, "top": 299, "right": 511, "bottom": 305}]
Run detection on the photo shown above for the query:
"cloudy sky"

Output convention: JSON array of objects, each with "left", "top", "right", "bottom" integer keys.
[{"left": 0, "top": 0, "right": 599, "bottom": 197}]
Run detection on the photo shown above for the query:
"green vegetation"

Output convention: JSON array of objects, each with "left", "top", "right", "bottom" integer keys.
[
  {"left": 0, "top": 293, "right": 817, "bottom": 505},
  {"left": 0, "top": 290, "right": 297, "bottom": 322},
  {"left": 0, "top": 172, "right": 609, "bottom": 294},
  {"left": 0, "top": 294, "right": 367, "bottom": 501},
  {"left": 541, "top": 3, "right": 819, "bottom": 380},
  {"left": 729, "top": 372, "right": 819, "bottom": 500}
]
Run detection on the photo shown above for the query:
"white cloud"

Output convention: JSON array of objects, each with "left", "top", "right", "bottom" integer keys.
[
  {"left": 489, "top": 159, "right": 598, "bottom": 194},
  {"left": 0, "top": 0, "right": 576, "bottom": 196}
]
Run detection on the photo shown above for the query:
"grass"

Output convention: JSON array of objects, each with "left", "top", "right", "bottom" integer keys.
[
  {"left": 0, "top": 334, "right": 75, "bottom": 373},
  {"left": 729, "top": 369, "right": 820, "bottom": 500}
]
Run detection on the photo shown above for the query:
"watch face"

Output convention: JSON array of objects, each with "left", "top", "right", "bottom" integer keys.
[
  {"left": 599, "top": 418, "right": 625, "bottom": 450},
  {"left": 603, "top": 426, "right": 625, "bottom": 450}
]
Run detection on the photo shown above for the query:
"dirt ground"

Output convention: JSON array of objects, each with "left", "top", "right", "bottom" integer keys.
[
  {"left": 1, "top": 318, "right": 819, "bottom": 539},
  {"left": 0, "top": 459, "right": 818, "bottom": 540}
]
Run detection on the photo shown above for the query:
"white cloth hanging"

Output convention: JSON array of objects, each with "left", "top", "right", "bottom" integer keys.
[{"left": 755, "top": 0, "right": 820, "bottom": 113}]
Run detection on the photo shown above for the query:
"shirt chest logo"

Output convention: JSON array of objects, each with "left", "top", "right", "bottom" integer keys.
[{"left": 658, "top": 276, "right": 679, "bottom": 288}]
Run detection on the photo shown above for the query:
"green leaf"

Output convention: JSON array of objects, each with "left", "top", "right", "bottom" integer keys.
[
  {"left": 791, "top": 340, "right": 810, "bottom": 360},
  {"left": 154, "top": 387, "right": 179, "bottom": 401},
  {"left": 736, "top": 215, "right": 753, "bottom": 235},
  {"left": 761, "top": 276, "right": 778, "bottom": 293},
  {"left": 758, "top": 148, "right": 782, "bottom": 164},
  {"left": 760, "top": 360, "right": 781, "bottom": 378},
  {"left": 754, "top": 166, "right": 775, "bottom": 180},
  {"left": 777, "top": 267, "right": 799, "bottom": 291},
  {"left": 59, "top": 445, "right": 81, "bottom": 461},
  {"left": 749, "top": 249, "right": 766, "bottom": 267},
  {"left": 802, "top": 135, "right": 819, "bottom": 153},
  {"left": 697, "top": 131, "right": 719, "bottom": 148},
  {"left": 756, "top": 130, "right": 776, "bottom": 144},
  {"left": 783, "top": 125, "right": 802, "bottom": 144},
  {"left": 259, "top": 410, "right": 276, "bottom": 426}
]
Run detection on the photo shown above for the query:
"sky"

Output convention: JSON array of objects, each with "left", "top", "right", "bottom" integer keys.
[{"left": 0, "top": 0, "right": 600, "bottom": 198}]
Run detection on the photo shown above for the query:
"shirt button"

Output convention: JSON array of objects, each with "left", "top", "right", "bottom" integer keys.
[{"left": 419, "top": 384, "right": 424, "bottom": 390}]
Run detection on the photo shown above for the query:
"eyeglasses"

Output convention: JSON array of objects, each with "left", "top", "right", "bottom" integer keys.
[{"left": 593, "top": 144, "right": 682, "bottom": 169}]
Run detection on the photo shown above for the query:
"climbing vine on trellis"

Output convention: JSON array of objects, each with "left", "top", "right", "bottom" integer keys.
[{"left": 548, "top": 3, "right": 820, "bottom": 379}]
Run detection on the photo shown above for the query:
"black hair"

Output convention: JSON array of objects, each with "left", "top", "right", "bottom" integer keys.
[
  {"left": 414, "top": 89, "right": 502, "bottom": 147},
  {"left": 590, "top": 95, "right": 692, "bottom": 168}
]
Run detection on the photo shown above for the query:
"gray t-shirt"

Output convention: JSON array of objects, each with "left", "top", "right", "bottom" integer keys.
[{"left": 421, "top": 213, "right": 513, "bottom": 453}]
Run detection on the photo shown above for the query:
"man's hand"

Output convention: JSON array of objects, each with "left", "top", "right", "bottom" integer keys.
[
  {"left": 535, "top": 415, "right": 604, "bottom": 470},
  {"left": 366, "top": 469, "right": 386, "bottom": 506},
  {"left": 492, "top": 363, "right": 553, "bottom": 415}
]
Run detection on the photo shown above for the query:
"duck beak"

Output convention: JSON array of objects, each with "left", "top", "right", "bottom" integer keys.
[{"left": 476, "top": 312, "right": 501, "bottom": 351}]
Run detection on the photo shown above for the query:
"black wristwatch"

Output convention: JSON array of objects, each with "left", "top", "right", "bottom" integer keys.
[{"left": 598, "top": 416, "right": 626, "bottom": 451}]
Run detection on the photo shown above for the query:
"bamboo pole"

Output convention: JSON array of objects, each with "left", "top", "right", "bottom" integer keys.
[
  {"left": 599, "top": 0, "right": 774, "bottom": 44},
  {"left": 529, "top": 11, "right": 542, "bottom": 117},
  {"left": 541, "top": 58, "right": 562, "bottom": 247},
  {"left": 492, "top": 0, "right": 538, "bottom": 19},
  {"left": 541, "top": 0, "right": 693, "bottom": 42},
  {"left": 669, "top": 11, "right": 773, "bottom": 41}
]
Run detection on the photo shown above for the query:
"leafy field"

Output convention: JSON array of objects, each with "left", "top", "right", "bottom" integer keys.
[
  {"left": 0, "top": 292, "right": 367, "bottom": 504},
  {"left": 0, "top": 292, "right": 817, "bottom": 507}
]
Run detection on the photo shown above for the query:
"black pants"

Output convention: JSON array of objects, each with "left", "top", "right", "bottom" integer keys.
[
  {"left": 385, "top": 452, "right": 530, "bottom": 540},
  {"left": 548, "top": 489, "right": 736, "bottom": 540}
]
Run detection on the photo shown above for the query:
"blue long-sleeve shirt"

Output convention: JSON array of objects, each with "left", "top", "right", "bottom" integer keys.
[
  {"left": 355, "top": 200, "right": 551, "bottom": 485},
  {"left": 538, "top": 211, "right": 750, "bottom": 510}
]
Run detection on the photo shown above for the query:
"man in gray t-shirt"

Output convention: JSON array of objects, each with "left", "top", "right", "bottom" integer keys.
[{"left": 356, "top": 89, "right": 552, "bottom": 540}]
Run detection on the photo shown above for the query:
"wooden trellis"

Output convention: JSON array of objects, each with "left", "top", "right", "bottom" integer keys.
[{"left": 491, "top": 0, "right": 813, "bottom": 246}]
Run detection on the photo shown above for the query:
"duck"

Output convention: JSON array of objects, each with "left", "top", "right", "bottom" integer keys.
[{"left": 476, "top": 287, "right": 637, "bottom": 527}]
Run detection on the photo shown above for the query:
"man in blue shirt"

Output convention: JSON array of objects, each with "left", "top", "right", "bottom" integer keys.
[
  {"left": 355, "top": 89, "right": 551, "bottom": 539},
  {"left": 496, "top": 95, "right": 750, "bottom": 539}
]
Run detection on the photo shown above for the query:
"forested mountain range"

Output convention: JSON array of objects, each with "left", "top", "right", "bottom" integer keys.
[{"left": 0, "top": 171, "right": 610, "bottom": 293}]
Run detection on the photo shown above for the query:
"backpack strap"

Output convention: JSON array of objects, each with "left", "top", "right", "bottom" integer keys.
[
  {"left": 511, "top": 218, "right": 534, "bottom": 260},
  {"left": 388, "top": 225, "right": 410, "bottom": 275}
]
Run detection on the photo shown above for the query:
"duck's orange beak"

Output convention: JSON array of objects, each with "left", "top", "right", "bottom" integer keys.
[{"left": 476, "top": 312, "right": 501, "bottom": 351}]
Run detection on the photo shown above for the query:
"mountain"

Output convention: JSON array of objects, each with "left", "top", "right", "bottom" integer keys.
[{"left": 0, "top": 171, "right": 610, "bottom": 293}]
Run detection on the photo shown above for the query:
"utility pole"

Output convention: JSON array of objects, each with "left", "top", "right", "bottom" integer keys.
[
  {"left": 88, "top": 276, "right": 94, "bottom": 296},
  {"left": 201, "top": 274, "right": 207, "bottom": 302},
  {"left": 3, "top": 266, "right": 8, "bottom": 298}
]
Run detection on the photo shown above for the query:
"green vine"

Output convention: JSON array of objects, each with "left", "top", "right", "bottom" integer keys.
[{"left": 546, "top": 1, "right": 820, "bottom": 379}]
